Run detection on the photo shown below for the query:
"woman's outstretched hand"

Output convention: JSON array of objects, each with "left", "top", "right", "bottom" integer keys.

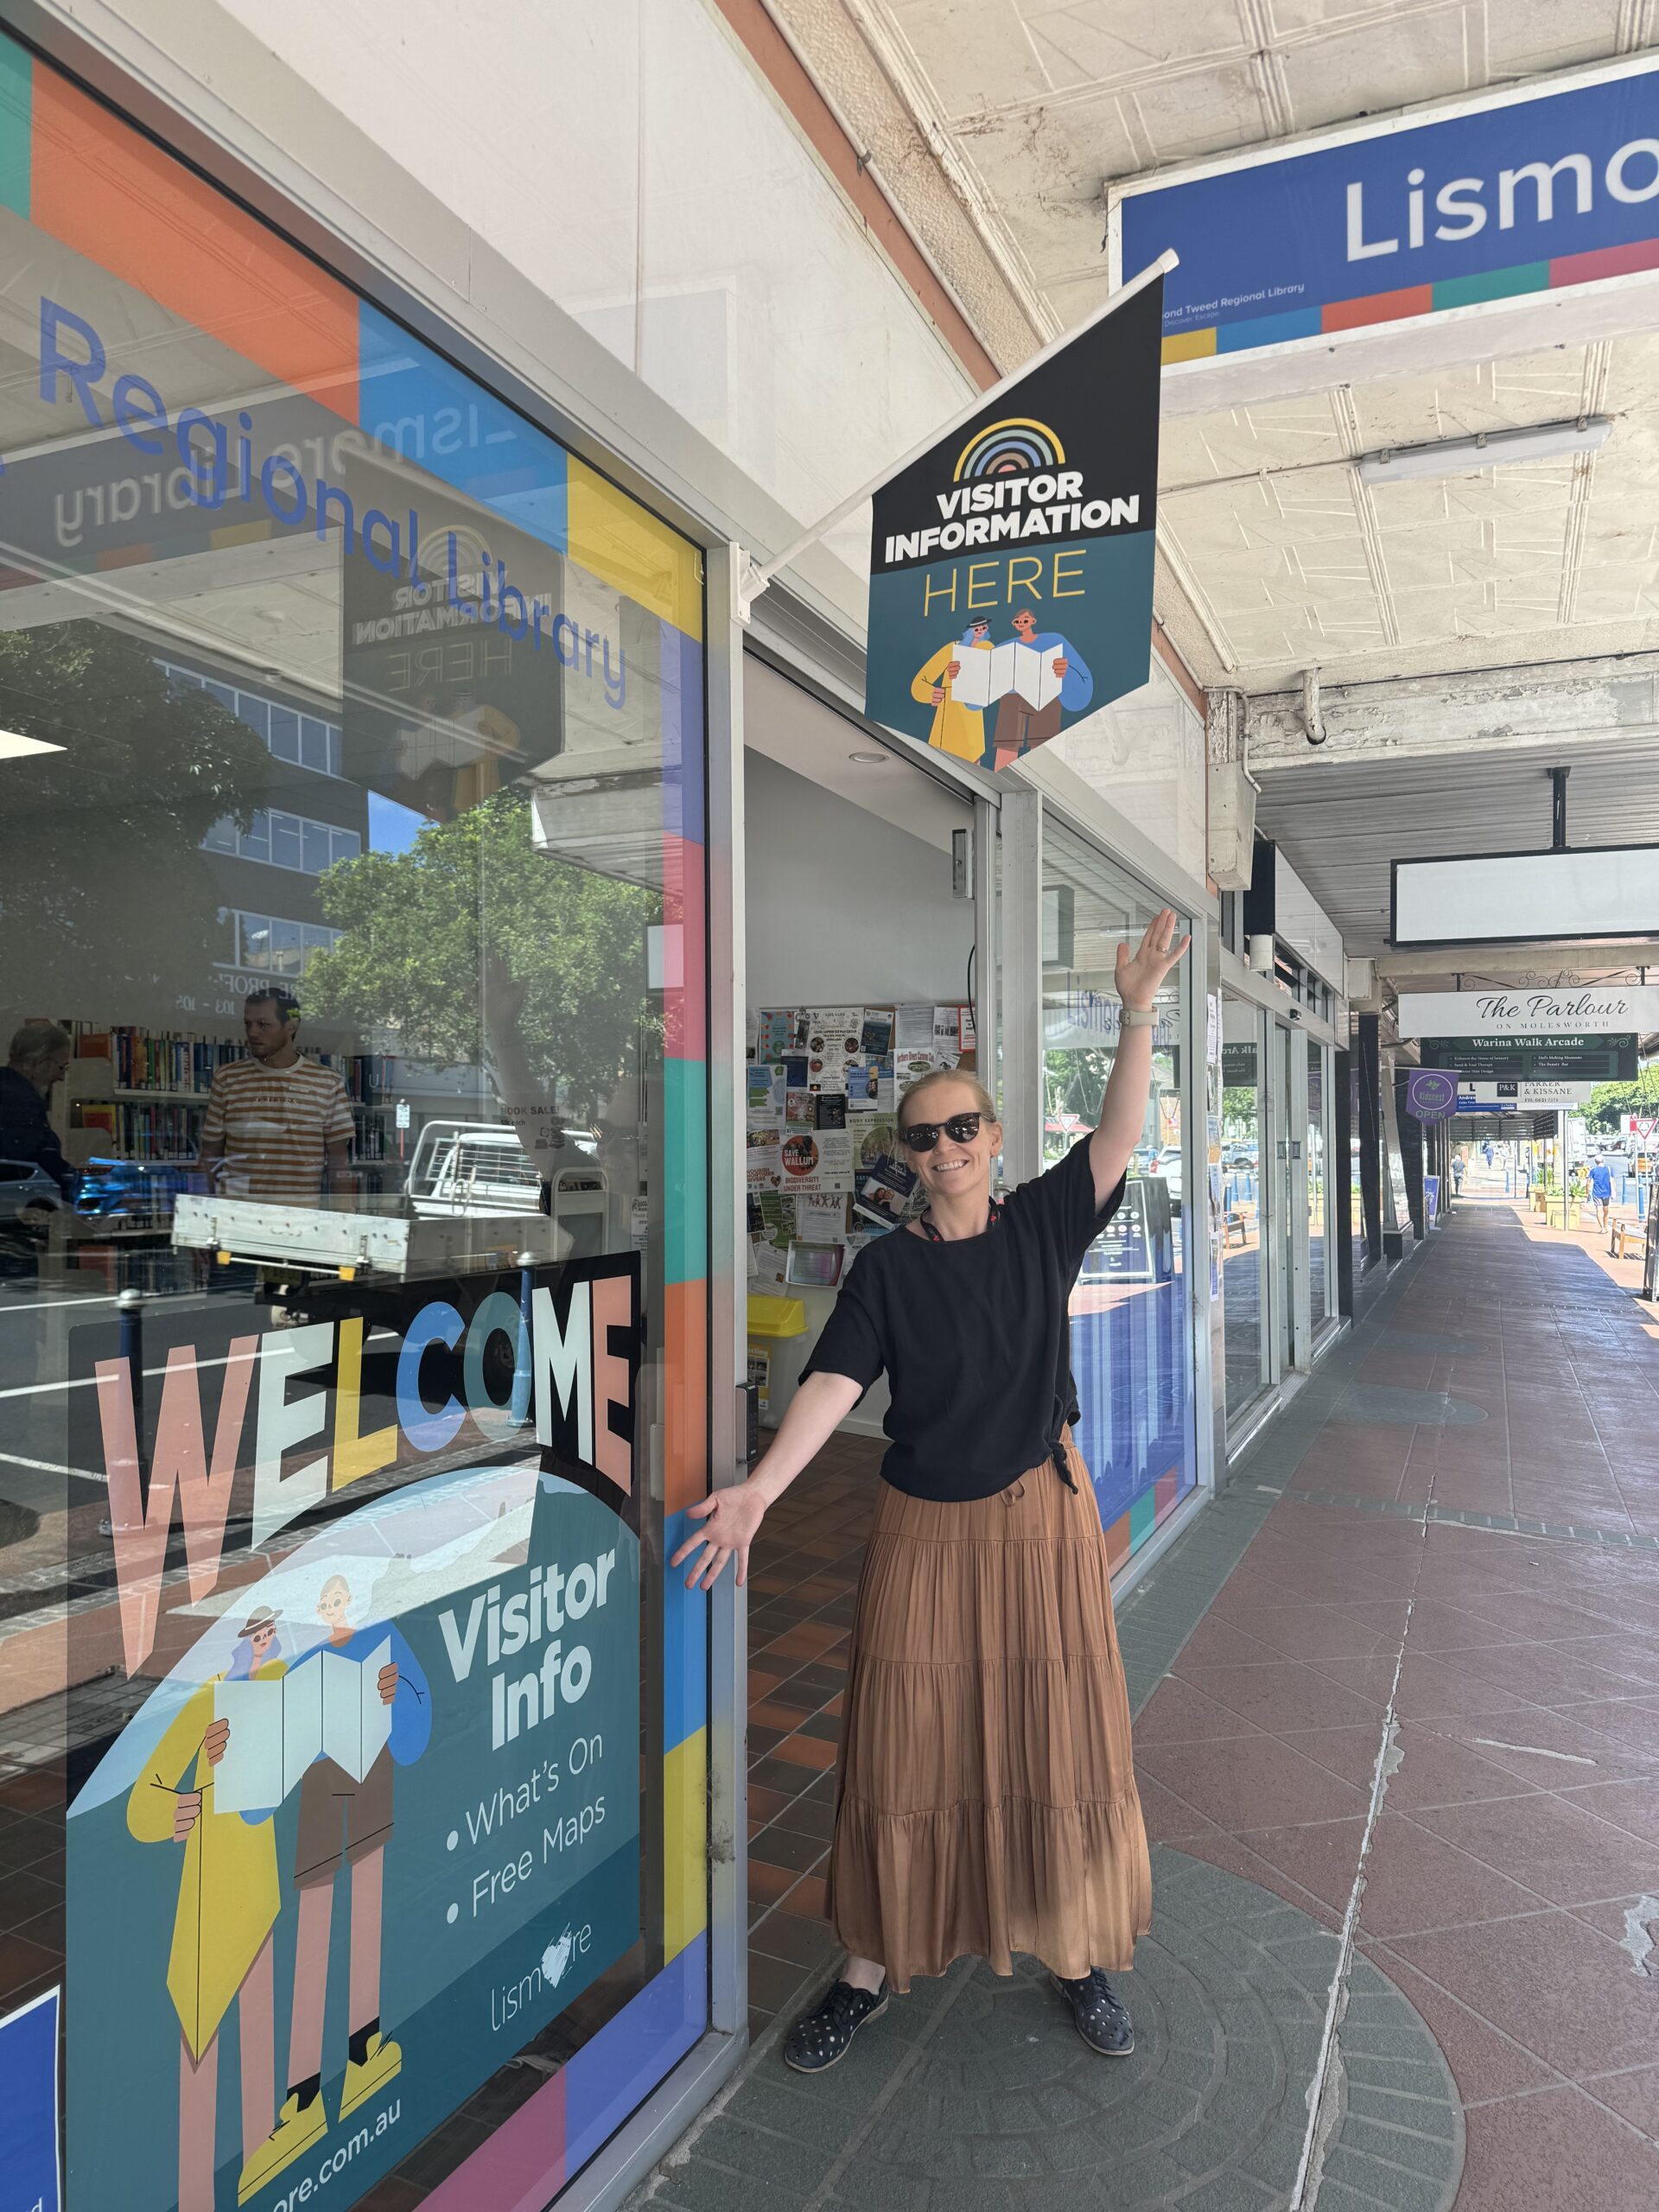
[
  {"left": 671, "top": 1479, "right": 770, "bottom": 1591},
  {"left": 1115, "top": 906, "right": 1191, "bottom": 1012}
]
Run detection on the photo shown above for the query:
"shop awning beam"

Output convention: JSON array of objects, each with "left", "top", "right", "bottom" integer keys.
[
  {"left": 730, "top": 248, "right": 1179, "bottom": 625},
  {"left": 1247, "top": 651, "right": 1659, "bottom": 769}
]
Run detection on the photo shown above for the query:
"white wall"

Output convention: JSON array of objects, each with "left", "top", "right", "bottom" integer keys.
[
  {"left": 744, "top": 749, "right": 973, "bottom": 1008},
  {"left": 1045, "top": 657, "right": 1208, "bottom": 893},
  {"left": 213, "top": 0, "right": 973, "bottom": 588},
  {"left": 743, "top": 741, "right": 972, "bottom": 1440}
]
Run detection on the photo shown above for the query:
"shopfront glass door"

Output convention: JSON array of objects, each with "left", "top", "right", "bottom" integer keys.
[
  {"left": 1271, "top": 1022, "right": 1295, "bottom": 1374},
  {"left": 0, "top": 34, "right": 712, "bottom": 2212},
  {"left": 1220, "top": 993, "right": 1269, "bottom": 1426},
  {"left": 1307, "top": 1038, "right": 1329, "bottom": 1329},
  {"left": 1039, "top": 821, "right": 1197, "bottom": 1570}
]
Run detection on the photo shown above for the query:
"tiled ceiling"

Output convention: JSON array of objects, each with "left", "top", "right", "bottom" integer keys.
[{"left": 858, "top": 0, "right": 1659, "bottom": 690}]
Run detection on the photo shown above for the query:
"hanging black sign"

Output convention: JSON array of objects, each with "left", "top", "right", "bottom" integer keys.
[
  {"left": 1423, "top": 1033, "right": 1637, "bottom": 1083},
  {"left": 864, "top": 277, "right": 1164, "bottom": 774}
]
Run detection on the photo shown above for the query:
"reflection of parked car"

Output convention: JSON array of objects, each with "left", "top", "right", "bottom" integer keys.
[
  {"left": 0, "top": 1156, "right": 64, "bottom": 1224},
  {"left": 73, "top": 1156, "right": 197, "bottom": 1219},
  {"left": 1150, "top": 1144, "right": 1184, "bottom": 1201},
  {"left": 408, "top": 1122, "right": 599, "bottom": 1216},
  {"left": 404, "top": 1121, "right": 612, "bottom": 1256},
  {"left": 0, "top": 1157, "right": 66, "bottom": 1275}
]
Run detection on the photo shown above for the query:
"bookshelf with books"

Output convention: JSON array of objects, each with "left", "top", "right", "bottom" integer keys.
[{"left": 54, "top": 1022, "right": 398, "bottom": 1173}]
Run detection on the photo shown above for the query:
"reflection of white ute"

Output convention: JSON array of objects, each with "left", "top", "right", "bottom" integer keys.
[
  {"left": 407, "top": 1121, "right": 609, "bottom": 1257},
  {"left": 171, "top": 1120, "right": 608, "bottom": 1282},
  {"left": 408, "top": 1122, "right": 548, "bottom": 1217}
]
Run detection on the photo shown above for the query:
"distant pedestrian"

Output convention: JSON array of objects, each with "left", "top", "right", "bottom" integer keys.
[
  {"left": 1450, "top": 1154, "right": 1465, "bottom": 1196},
  {"left": 1589, "top": 1157, "right": 1613, "bottom": 1230},
  {"left": 1483, "top": 1141, "right": 1494, "bottom": 1167}
]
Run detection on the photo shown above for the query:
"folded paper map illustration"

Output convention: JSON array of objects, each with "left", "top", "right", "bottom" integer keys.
[
  {"left": 947, "top": 639, "right": 1064, "bottom": 713},
  {"left": 213, "top": 1637, "right": 391, "bottom": 1809}
]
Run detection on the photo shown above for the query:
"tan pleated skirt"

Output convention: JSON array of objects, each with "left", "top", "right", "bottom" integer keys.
[{"left": 825, "top": 1430, "right": 1153, "bottom": 1994}]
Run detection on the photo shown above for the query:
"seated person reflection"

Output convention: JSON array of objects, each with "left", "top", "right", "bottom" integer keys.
[
  {"left": 0, "top": 1020, "right": 76, "bottom": 1197},
  {"left": 198, "top": 989, "right": 353, "bottom": 1208}
]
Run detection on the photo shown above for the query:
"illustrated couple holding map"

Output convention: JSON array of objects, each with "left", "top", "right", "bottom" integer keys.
[
  {"left": 127, "top": 1573, "right": 432, "bottom": 2209},
  {"left": 911, "top": 600, "right": 1096, "bottom": 770}
]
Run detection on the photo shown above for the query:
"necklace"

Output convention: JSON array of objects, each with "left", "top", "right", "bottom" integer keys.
[{"left": 917, "top": 1196, "right": 1001, "bottom": 1243}]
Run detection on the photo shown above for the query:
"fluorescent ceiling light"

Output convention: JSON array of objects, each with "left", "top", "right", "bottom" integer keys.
[
  {"left": 1357, "top": 416, "right": 1611, "bottom": 486},
  {"left": 0, "top": 728, "right": 63, "bottom": 760}
]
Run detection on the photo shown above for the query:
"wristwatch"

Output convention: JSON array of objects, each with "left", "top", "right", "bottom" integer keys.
[{"left": 1121, "top": 1006, "right": 1158, "bottom": 1028}]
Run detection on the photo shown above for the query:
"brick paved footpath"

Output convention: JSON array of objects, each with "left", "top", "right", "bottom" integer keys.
[{"left": 630, "top": 1198, "right": 1659, "bottom": 2211}]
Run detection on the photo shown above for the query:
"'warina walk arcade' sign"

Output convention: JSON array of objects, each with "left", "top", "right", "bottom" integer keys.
[{"left": 863, "top": 277, "right": 1164, "bottom": 775}]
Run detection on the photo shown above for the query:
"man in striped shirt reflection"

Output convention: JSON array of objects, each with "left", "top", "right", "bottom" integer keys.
[{"left": 199, "top": 988, "right": 354, "bottom": 1207}]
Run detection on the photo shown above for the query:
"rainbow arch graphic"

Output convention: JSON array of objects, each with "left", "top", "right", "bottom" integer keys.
[{"left": 953, "top": 416, "right": 1066, "bottom": 481}]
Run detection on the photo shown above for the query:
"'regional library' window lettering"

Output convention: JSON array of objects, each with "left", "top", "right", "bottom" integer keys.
[{"left": 0, "top": 29, "right": 711, "bottom": 2212}]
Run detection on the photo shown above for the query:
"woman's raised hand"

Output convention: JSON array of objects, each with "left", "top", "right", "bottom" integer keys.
[
  {"left": 1115, "top": 906, "right": 1191, "bottom": 1013},
  {"left": 671, "top": 1479, "right": 770, "bottom": 1591}
]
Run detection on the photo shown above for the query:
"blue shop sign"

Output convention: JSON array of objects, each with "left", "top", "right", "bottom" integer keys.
[{"left": 1116, "top": 58, "right": 1659, "bottom": 360}]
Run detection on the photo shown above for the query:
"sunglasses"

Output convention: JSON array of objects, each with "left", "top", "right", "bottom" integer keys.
[{"left": 901, "top": 1112, "right": 982, "bottom": 1153}]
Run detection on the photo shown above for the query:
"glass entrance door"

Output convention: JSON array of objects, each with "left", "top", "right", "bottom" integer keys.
[
  {"left": 1307, "top": 1037, "right": 1329, "bottom": 1330},
  {"left": 1038, "top": 818, "right": 1197, "bottom": 1572},
  {"left": 1272, "top": 1021, "right": 1295, "bottom": 1374},
  {"left": 1219, "top": 992, "right": 1269, "bottom": 1427}
]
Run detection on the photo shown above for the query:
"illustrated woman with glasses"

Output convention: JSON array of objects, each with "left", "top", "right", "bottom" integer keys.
[{"left": 674, "top": 909, "right": 1190, "bottom": 2073}]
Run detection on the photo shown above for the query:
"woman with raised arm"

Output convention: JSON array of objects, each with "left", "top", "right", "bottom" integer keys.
[{"left": 673, "top": 909, "right": 1190, "bottom": 2073}]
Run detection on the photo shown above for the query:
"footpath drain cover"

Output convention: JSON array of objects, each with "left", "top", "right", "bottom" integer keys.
[{"left": 640, "top": 1846, "right": 1463, "bottom": 2211}]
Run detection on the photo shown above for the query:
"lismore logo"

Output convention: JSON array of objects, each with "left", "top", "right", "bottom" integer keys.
[{"left": 542, "top": 1927, "right": 575, "bottom": 1989}]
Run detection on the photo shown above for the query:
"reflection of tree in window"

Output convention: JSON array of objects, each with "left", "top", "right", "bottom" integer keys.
[
  {"left": 1045, "top": 1045, "right": 1171, "bottom": 1170},
  {"left": 1044, "top": 1048, "right": 1115, "bottom": 1160},
  {"left": 302, "top": 787, "right": 657, "bottom": 1126},
  {"left": 0, "top": 622, "right": 271, "bottom": 1015}
]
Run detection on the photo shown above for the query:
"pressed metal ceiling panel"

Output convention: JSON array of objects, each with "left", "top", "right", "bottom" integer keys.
[{"left": 1154, "top": 333, "right": 1659, "bottom": 687}]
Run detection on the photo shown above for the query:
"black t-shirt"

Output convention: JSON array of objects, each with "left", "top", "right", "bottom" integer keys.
[{"left": 801, "top": 1136, "right": 1127, "bottom": 1502}]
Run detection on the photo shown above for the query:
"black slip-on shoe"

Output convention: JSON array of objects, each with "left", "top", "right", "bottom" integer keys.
[
  {"left": 783, "top": 1978, "right": 889, "bottom": 2073},
  {"left": 1052, "top": 1968, "right": 1134, "bottom": 2056}
]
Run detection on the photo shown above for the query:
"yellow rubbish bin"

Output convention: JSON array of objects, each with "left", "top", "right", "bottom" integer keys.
[{"left": 747, "top": 1293, "right": 808, "bottom": 1425}]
